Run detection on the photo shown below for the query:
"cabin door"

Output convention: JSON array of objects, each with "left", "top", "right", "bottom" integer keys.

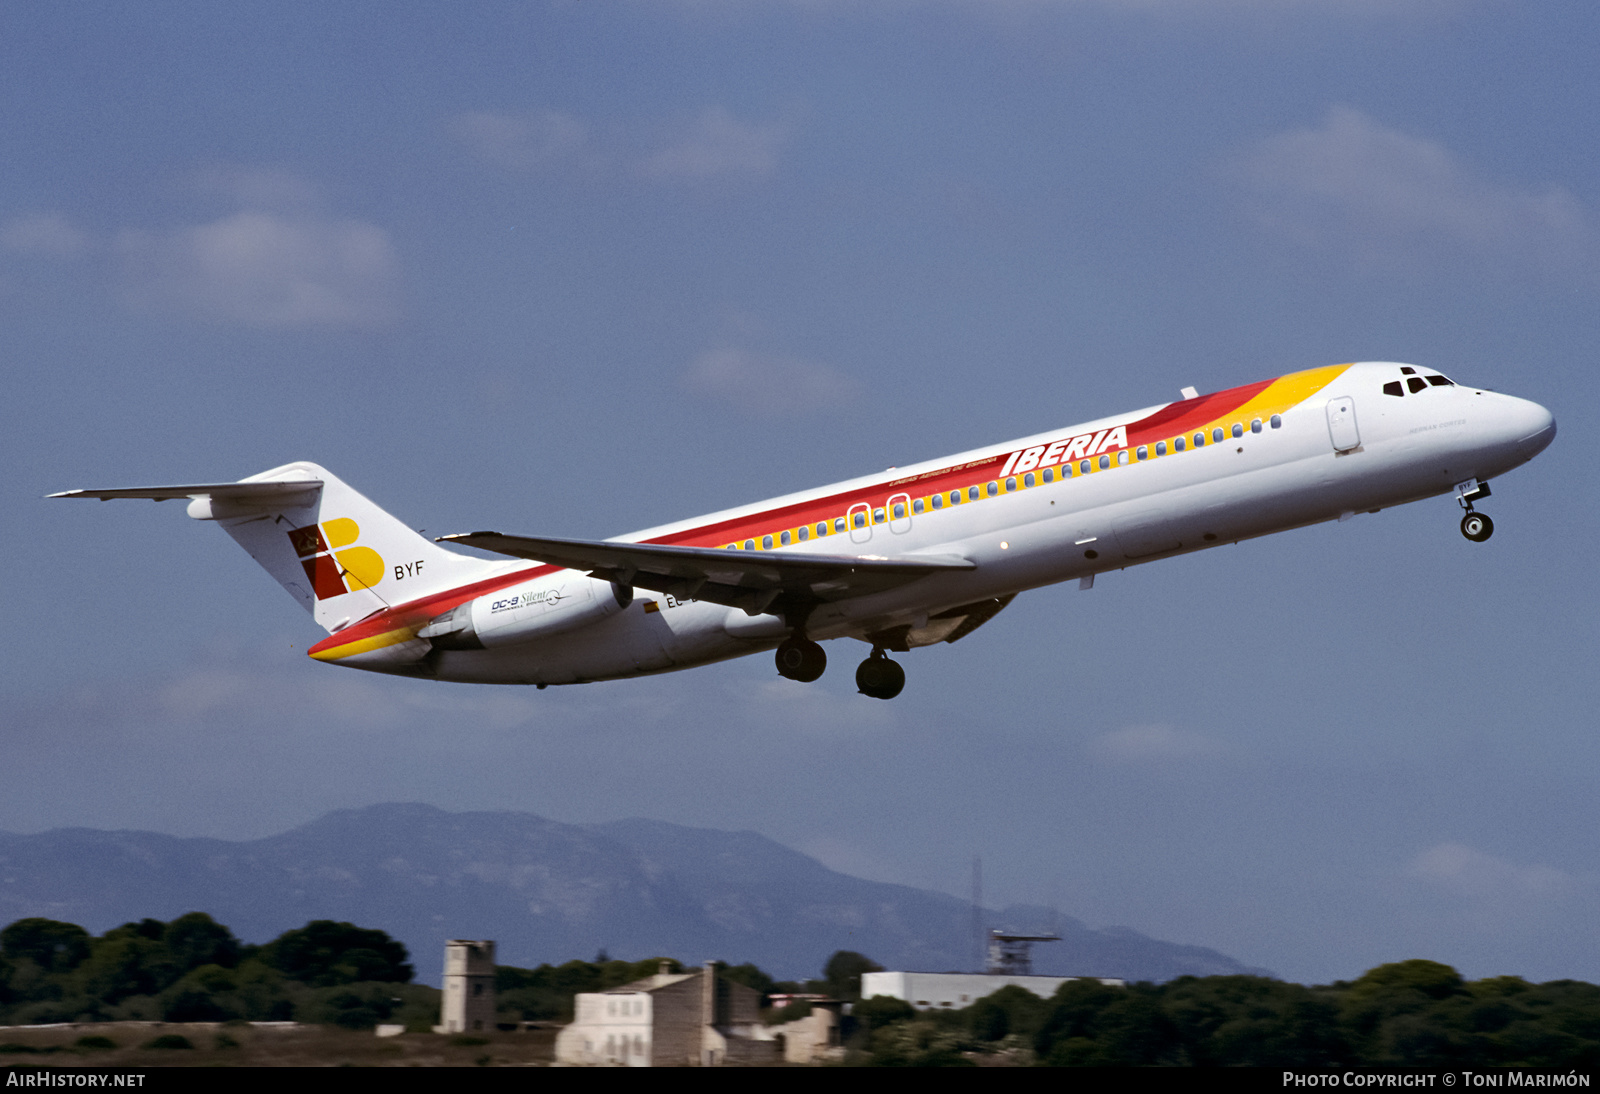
[{"left": 1326, "top": 397, "right": 1361, "bottom": 452}]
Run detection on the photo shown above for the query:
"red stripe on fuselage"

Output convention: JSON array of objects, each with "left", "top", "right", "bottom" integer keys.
[
  {"left": 306, "top": 563, "right": 557, "bottom": 657},
  {"left": 311, "top": 375, "right": 1283, "bottom": 656},
  {"left": 1122, "top": 379, "right": 1273, "bottom": 444}
]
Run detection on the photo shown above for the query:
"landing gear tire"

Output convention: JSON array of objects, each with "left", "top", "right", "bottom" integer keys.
[
  {"left": 1460, "top": 512, "right": 1494, "bottom": 542},
  {"left": 856, "top": 650, "right": 905, "bottom": 700},
  {"left": 775, "top": 638, "right": 827, "bottom": 683}
]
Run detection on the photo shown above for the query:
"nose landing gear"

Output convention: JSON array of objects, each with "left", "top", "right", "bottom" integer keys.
[
  {"left": 775, "top": 637, "right": 827, "bottom": 683},
  {"left": 1456, "top": 479, "right": 1494, "bottom": 542},
  {"left": 1460, "top": 511, "right": 1494, "bottom": 542},
  {"left": 855, "top": 648, "right": 905, "bottom": 700}
]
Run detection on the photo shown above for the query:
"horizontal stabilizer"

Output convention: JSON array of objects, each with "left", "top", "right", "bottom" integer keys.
[
  {"left": 49, "top": 480, "right": 323, "bottom": 504},
  {"left": 439, "top": 531, "right": 974, "bottom": 614}
]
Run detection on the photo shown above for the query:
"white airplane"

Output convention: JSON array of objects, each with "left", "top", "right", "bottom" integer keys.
[{"left": 53, "top": 362, "right": 1554, "bottom": 699}]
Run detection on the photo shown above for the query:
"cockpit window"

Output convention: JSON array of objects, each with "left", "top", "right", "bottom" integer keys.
[
  {"left": 1427, "top": 374, "right": 1454, "bottom": 386},
  {"left": 1384, "top": 381, "right": 1404, "bottom": 397},
  {"left": 1401, "top": 367, "right": 1416, "bottom": 375},
  {"left": 1407, "top": 377, "right": 1427, "bottom": 394}
]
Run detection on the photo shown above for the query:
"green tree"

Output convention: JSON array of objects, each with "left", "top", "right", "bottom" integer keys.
[
  {"left": 721, "top": 962, "right": 775, "bottom": 1000},
  {"left": 0, "top": 919, "right": 91, "bottom": 974},
  {"left": 823, "top": 950, "right": 882, "bottom": 1001},
  {"left": 1340, "top": 960, "right": 1470, "bottom": 1067},
  {"left": 163, "top": 913, "right": 240, "bottom": 972},
  {"left": 261, "top": 921, "right": 413, "bottom": 986},
  {"left": 852, "top": 994, "right": 916, "bottom": 1032},
  {"left": 968, "top": 984, "right": 1049, "bottom": 1043}
]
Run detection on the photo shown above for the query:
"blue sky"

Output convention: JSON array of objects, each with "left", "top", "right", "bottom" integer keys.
[{"left": 3, "top": 0, "right": 1596, "bottom": 984}]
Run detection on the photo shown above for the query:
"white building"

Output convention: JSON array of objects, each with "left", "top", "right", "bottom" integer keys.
[
  {"left": 438, "top": 939, "right": 496, "bottom": 1033},
  {"left": 861, "top": 971, "right": 1125, "bottom": 1011},
  {"left": 555, "top": 961, "right": 779, "bottom": 1067}
]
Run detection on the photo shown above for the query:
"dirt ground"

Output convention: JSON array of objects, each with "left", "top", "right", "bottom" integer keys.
[{"left": 0, "top": 1022, "right": 558, "bottom": 1067}]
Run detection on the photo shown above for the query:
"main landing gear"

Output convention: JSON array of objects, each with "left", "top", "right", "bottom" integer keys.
[
  {"left": 855, "top": 648, "right": 905, "bottom": 701},
  {"left": 776, "top": 637, "right": 906, "bottom": 699},
  {"left": 775, "top": 637, "right": 827, "bottom": 683},
  {"left": 1456, "top": 479, "right": 1494, "bottom": 543}
]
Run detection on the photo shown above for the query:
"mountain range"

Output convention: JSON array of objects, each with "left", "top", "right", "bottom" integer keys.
[{"left": 0, "top": 803, "right": 1268, "bottom": 984}]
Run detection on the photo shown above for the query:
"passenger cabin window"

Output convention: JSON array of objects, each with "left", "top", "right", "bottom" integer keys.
[
  {"left": 798, "top": 526, "right": 809, "bottom": 541},
  {"left": 1174, "top": 436, "right": 1185, "bottom": 451},
  {"left": 873, "top": 508, "right": 885, "bottom": 523},
  {"left": 1079, "top": 459, "right": 1091, "bottom": 474},
  {"left": 1407, "top": 377, "right": 1427, "bottom": 394},
  {"left": 744, "top": 540, "right": 755, "bottom": 550},
  {"left": 949, "top": 490, "right": 961, "bottom": 505},
  {"left": 1212, "top": 427, "right": 1224, "bottom": 443},
  {"left": 1193, "top": 432, "right": 1205, "bottom": 447},
  {"left": 1098, "top": 454, "right": 1110, "bottom": 470},
  {"left": 1117, "top": 450, "right": 1129, "bottom": 465},
  {"left": 817, "top": 522, "right": 829, "bottom": 536},
  {"left": 1251, "top": 418, "right": 1263, "bottom": 433},
  {"left": 1231, "top": 423, "right": 1243, "bottom": 439},
  {"left": 986, "top": 481, "right": 998, "bottom": 497},
  {"left": 1136, "top": 446, "right": 1148, "bottom": 461},
  {"left": 892, "top": 502, "right": 906, "bottom": 519},
  {"left": 1005, "top": 476, "right": 1016, "bottom": 492},
  {"left": 834, "top": 517, "right": 846, "bottom": 533},
  {"left": 852, "top": 511, "right": 866, "bottom": 529},
  {"left": 763, "top": 535, "right": 773, "bottom": 549},
  {"left": 1156, "top": 441, "right": 1167, "bottom": 455},
  {"left": 1039, "top": 468, "right": 1051, "bottom": 484},
  {"left": 932, "top": 494, "right": 943, "bottom": 509},
  {"left": 1384, "top": 381, "right": 1404, "bottom": 397},
  {"left": 968, "top": 485, "right": 980, "bottom": 501},
  {"left": 780, "top": 531, "right": 790, "bottom": 546},
  {"left": 1270, "top": 414, "right": 1282, "bottom": 428},
  {"left": 912, "top": 498, "right": 924, "bottom": 514}
]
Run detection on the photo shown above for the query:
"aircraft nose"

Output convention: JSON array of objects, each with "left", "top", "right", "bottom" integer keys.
[{"left": 1513, "top": 399, "right": 1556, "bottom": 459}]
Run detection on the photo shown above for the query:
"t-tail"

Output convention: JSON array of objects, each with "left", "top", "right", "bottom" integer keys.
[{"left": 50, "top": 461, "right": 510, "bottom": 634}]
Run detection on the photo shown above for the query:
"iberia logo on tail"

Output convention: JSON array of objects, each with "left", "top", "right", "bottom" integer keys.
[{"left": 288, "top": 518, "right": 385, "bottom": 600}]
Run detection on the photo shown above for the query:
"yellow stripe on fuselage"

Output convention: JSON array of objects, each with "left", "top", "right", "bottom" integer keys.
[
  {"left": 308, "top": 626, "right": 418, "bottom": 662},
  {"left": 1207, "top": 364, "right": 1351, "bottom": 435}
]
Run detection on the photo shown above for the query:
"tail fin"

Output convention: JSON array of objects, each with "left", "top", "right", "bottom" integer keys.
[{"left": 54, "top": 461, "right": 509, "bottom": 633}]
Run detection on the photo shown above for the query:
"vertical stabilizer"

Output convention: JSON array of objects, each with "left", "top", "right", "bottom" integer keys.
[{"left": 202, "top": 461, "right": 507, "bottom": 632}]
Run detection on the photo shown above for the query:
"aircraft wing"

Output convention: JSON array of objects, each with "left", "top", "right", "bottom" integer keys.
[{"left": 438, "top": 531, "right": 975, "bottom": 615}]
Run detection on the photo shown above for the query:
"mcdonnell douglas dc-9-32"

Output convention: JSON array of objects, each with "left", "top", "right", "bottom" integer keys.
[{"left": 54, "top": 362, "right": 1554, "bottom": 699}]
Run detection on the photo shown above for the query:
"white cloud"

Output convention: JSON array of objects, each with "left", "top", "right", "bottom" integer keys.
[
  {"left": 453, "top": 105, "right": 787, "bottom": 183},
  {"left": 192, "top": 166, "right": 324, "bottom": 211},
  {"left": 684, "top": 346, "right": 860, "bottom": 415},
  {"left": 1088, "top": 723, "right": 1219, "bottom": 763},
  {"left": 1410, "top": 842, "right": 1573, "bottom": 902},
  {"left": 117, "top": 209, "right": 400, "bottom": 329},
  {"left": 1, "top": 212, "right": 92, "bottom": 258},
  {"left": 1234, "top": 107, "right": 1594, "bottom": 275},
  {"left": 3, "top": 170, "right": 401, "bottom": 330},
  {"left": 640, "top": 106, "right": 787, "bottom": 181},
  {"left": 452, "top": 109, "right": 589, "bottom": 171}
]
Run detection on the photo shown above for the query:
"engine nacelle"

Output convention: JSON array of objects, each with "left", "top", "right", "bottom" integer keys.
[{"left": 420, "top": 573, "right": 633, "bottom": 650}]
